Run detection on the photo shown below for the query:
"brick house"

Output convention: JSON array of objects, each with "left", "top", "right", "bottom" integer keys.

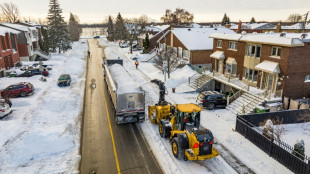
[
  {"left": 0, "top": 27, "right": 20, "bottom": 77},
  {"left": 15, "top": 21, "right": 41, "bottom": 50},
  {"left": 0, "top": 23, "right": 36, "bottom": 61},
  {"left": 209, "top": 32, "right": 310, "bottom": 99},
  {"left": 138, "top": 25, "right": 170, "bottom": 52},
  {"left": 158, "top": 26, "right": 235, "bottom": 69}
]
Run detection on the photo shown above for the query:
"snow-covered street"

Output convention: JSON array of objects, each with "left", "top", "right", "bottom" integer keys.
[
  {"left": 100, "top": 37, "right": 293, "bottom": 174},
  {"left": 0, "top": 41, "right": 87, "bottom": 173}
]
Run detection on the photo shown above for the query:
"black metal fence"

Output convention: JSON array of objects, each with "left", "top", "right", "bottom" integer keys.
[{"left": 236, "top": 110, "right": 310, "bottom": 174}]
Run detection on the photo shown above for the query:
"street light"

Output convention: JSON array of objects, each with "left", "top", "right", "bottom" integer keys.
[{"left": 152, "top": 25, "right": 167, "bottom": 82}]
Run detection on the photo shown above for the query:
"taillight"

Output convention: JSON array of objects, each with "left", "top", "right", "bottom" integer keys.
[
  {"left": 0, "top": 109, "right": 5, "bottom": 112},
  {"left": 200, "top": 142, "right": 204, "bottom": 146},
  {"left": 193, "top": 143, "right": 199, "bottom": 148},
  {"left": 210, "top": 140, "right": 213, "bottom": 145},
  {"left": 202, "top": 100, "right": 206, "bottom": 102}
]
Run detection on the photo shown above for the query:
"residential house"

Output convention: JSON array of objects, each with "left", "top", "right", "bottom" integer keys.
[
  {"left": 0, "top": 23, "right": 36, "bottom": 61},
  {"left": 138, "top": 25, "right": 170, "bottom": 52},
  {"left": 209, "top": 32, "right": 310, "bottom": 99},
  {"left": 15, "top": 21, "right": 42, "bottom": 50},
  {"left": 158, "top": 25, "right": 235, "bottom": 69},
  {"left": 230, "top": 22, "right": 276, "bottom": 33},
  {"left": 0, "top": 26, "right": 20, "bottom": 77}
]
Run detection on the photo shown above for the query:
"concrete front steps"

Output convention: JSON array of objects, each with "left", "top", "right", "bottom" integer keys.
[
  {"left": 190, "top": 74, "right": 212, "bottom": 90},
  {"left": 226, "top": 92, "right": 264, "bottom": 115}
]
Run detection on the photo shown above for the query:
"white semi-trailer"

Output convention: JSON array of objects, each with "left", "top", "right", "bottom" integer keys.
[{"left": 103, "top": 60, "right": 145, "bottom": 124}]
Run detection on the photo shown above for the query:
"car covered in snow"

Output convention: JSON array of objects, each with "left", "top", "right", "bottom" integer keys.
[
  {"left": 119, "top": 43, "right": 129, "bottom": 48},
  {"left": 196, "top": 91, "right": 227, "bottom": 110},
  {"left": 57, "top": 74, "right": 71, "bottom": 87},
  {"left": 0, "top": 82, "right": 35, "bottom": 98},
  {"left": 0, "top": 101, "right": 12, "bottom": 118}
]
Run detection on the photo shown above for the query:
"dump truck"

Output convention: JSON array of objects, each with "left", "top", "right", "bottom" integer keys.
[
  {"left": 103, "top": 59, "right": 145, "bottom": 124},
  {"left": 148, "top": 79, "right": 219, "bottom": 161}
]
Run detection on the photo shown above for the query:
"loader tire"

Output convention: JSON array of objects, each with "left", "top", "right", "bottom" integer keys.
[
  {"left": 171, "top": 137, "right": 185, "bottom": 160},
  {"left": 178, "top": 133, "right": 189, "bottom": 149}
]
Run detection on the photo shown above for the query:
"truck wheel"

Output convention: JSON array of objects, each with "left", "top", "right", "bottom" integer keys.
[
  {"left": 178, "top": 133, "right": 189, "bottom": 149},
  {"left": 171, "top": 137, "right": 184, "bottom": 160}
]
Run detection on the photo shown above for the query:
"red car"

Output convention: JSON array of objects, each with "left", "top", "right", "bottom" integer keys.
[{"left": 0, "top": 82, "right": 34, "bottom": 98}]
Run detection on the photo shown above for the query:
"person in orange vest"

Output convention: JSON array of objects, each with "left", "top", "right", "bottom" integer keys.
[{"left": 135, "top": 60, "right": 139, "bottom": 69}]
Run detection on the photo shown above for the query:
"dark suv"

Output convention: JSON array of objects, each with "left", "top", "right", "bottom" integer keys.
[
  {"left": 0, "top": 82, "right": 35, "bottom": 98},
  {"left": 19, "top": 68, "right": 49, "bottom": 77},
  {"left": 196, "top": 91, "right": 227, "bottom": 110}
]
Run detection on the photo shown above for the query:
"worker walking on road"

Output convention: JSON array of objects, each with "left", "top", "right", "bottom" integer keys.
[{"left": 135, "top": 60, "right": 139, "bottom": 69}]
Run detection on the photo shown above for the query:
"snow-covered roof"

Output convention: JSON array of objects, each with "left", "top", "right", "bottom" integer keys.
[
  {"left": 146, "top": 25, "right": 170, "bottom": 33},
  {"left": 0, "top": 23, "right": 30, "bottom": 32},
  {"left": 109, "top": 64, "right": 141, "bottom": 94},
  {"left": 230, "top": 23, "right": 275, "bottom": 30},
  {"left": 281, "top": 23, "right": 310, "bottom": 30},
  {"left": 255, "top": 60, "right": 280, "bottom": 74},
  {"left": 0, "top": 26, "right": 20, "bottom": 36},
  {"left": 210, "top": 32, "right": 307, "bottom": 47},
  {"left": 172, "top": 27, "right": 236, "bottom": 50}
]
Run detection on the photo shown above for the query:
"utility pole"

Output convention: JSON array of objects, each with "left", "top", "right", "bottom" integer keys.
[{"left": 302, "top": 11, "right": 309, "bottom": 33}]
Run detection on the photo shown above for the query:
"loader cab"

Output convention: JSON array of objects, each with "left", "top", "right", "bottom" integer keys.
[{"left": 175, "top": 104, "right": 201, "bottom": 130}]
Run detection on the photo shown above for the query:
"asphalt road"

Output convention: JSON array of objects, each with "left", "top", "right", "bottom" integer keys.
[{"left": 80, "top": 39, "right": 162, "bottom": 174}]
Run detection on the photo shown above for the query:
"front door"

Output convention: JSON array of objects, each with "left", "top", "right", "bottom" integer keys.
[{"left": 261, "top": 72, "right": 277, "bottom": 92}]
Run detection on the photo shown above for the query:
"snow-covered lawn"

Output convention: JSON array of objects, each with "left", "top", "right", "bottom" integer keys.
[
  {"left": 0, "top": 41, "right": 87, "bottom": 173},
  {"left": 100, "top": 37, "right": 293, "bottom": 174}
]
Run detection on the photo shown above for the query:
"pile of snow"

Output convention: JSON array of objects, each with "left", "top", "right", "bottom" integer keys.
[
  {"left": 109, "top": 64, "right": 141, "bottom": 94},
  {"left": 104, "top": 46, "right": 124, "bottom": 60},
  {"left": 165, "top": 65, "right": 197, "bottom": 88},
  {"left": 0, "top": 40, "right": 87, "bottom": 173}
]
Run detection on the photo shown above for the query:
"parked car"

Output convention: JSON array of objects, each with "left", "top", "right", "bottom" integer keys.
[
  {"left": 0, "top": 102, "right": 12, "bottom": 118},
  {"left": 18, "top": 68, "right": 49, "bottom": 77},
  {"left": 58, "top": 74, "right": 71, "bottom": 87},
  {"left": 119, "top": 43, "right": 129, "bottom": 48},
  {"left": 32, "top": 63, "right": 48, "bottom": 68},
  {"left": 0, "top": 82, "right": 35, "bottom": 98},
  {"left": 196, "top": 91, "right": 227, "bottom": 110},
  {"left": 93, "top": 35, "right": 100, "bottom": 39}
]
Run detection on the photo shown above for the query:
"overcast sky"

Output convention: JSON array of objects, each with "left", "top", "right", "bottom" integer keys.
[{"left": 5, "top": 0, "right": 310, "bottom": 23}]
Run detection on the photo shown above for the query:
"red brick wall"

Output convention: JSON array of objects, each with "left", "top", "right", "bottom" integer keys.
[
  {"left": 0, "top": 34, "right": 20, "bottom": 69},
  {"left": 212, "top": 39, "right": 246, "bottom": 78},
  {"left": 18, "top": 44, "right": 29, "bottom": 57},
  {"left": 191, "top": 50, "right": 212, "bottom": 64},
  {"left": 284, "top": 43, "right": 310, "bottom": 99}
]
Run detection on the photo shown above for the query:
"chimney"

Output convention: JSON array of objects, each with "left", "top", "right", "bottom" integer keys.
[
  {"left": 276, "top": 23, "right": 281, "bottom": 33},
  {"left": 237, "top": 21, "right": 242, "bottom": 33}
]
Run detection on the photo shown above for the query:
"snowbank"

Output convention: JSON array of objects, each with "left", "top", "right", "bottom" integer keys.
[{"left": 0, "top": 40, "right": 87, "bottom": 173}]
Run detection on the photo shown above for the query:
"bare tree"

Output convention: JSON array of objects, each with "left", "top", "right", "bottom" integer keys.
[
  {"left": 160, "top": 8, "right": 194, "bottom": 25},
  {"left": 0, "top": 2, "right": 20, "bottom": 23},
  {"left": 287, "top": 13, "right": 302, "bottom": 23},
  {"left": 154, "top": 47, "right": 183, "bottom": 79}
]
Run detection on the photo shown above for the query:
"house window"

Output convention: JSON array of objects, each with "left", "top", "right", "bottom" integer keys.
[
  {"left": 246, "top": 44, "right": 261, "bottom": 58},
  {"left": 10, "top": 34, "right": 17, "bottom": 52},
  {"left": 178, "top": 47, "right": 182, "bottom": 57},
  {"left": 228, "top": 41, "right": 237, "bottom": 50},
  {"left": 217, "top": 40, "right": 222, "bottom": 48},
  {"left": 183, "top": 50, "right": 189, "bottom": 58},
  {"left": 173, "top": 47, "right": 177, "bottom": 54},
  {"left": 243, "top": 67, "right": 258, "bottom": 82},
  {"left": 305, "top": 75, "right": 310, "bottom": 82},
  {"left": 271, "top": 47, "right": 281, "bottom": 57}
]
